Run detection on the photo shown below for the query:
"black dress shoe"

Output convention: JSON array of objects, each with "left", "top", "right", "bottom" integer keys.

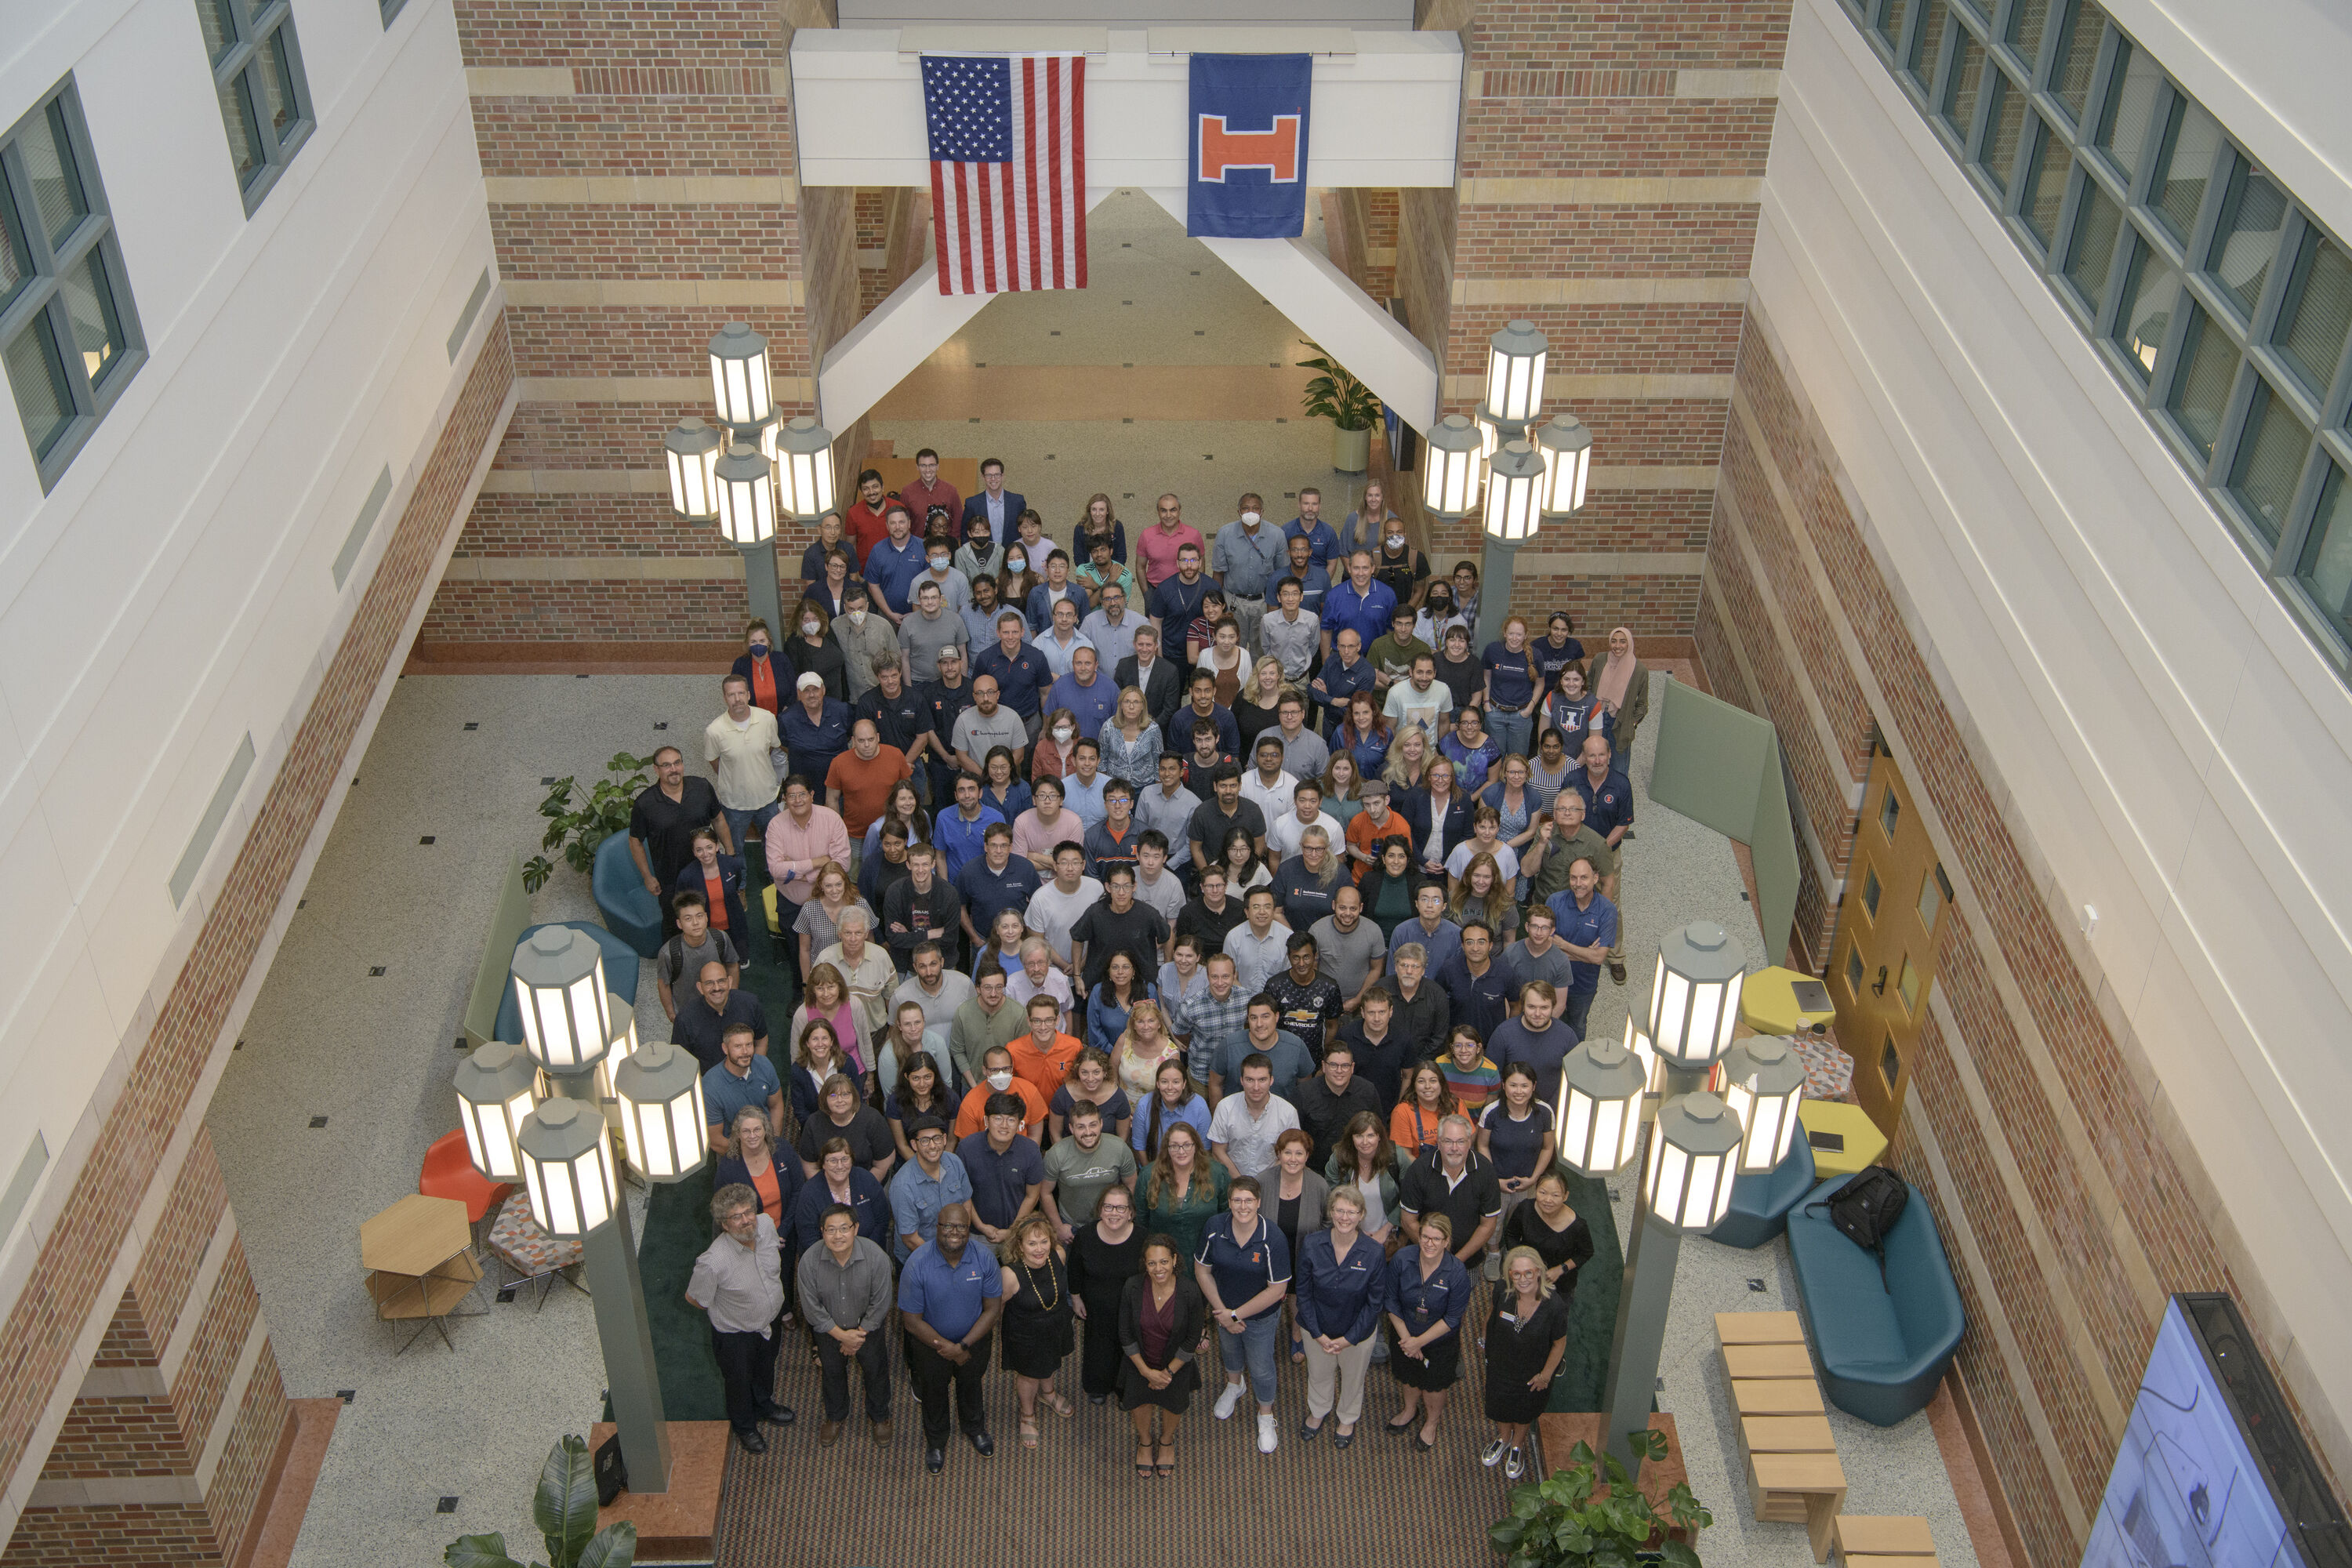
[
  {"left": 967, "top": 1429, "right": 996, "bottom": 1457},
  {"left": 924, "top": 1446, "right": 946, "bottom": 1473},
  {"left": 1332, "top": 1428, "right": 1356, "bottom": 1450},
  {"left": 735, "top": 1427, "right": 768, "bottom": 1454},
  {"left": 760, "top": 1401, "right": 797, "bottom": 1425}
]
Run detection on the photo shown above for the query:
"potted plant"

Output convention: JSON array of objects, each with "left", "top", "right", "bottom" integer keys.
[
  {"left": 1489, "top": 1433, "right": 1711, "bottom": 1568},
  {"left": 524, "top": 753, "right": 655, "bottom": 894},
  {"left": 1296, "top": 339, "right": 1381, "bottom": 474},
  {"left": 445, "top": 1435, "right": 636, "bottom": 1568}
]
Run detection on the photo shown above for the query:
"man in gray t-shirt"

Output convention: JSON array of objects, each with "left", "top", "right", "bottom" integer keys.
[
  {"left": 1309, "top": 886, "right": 1387, "bottom": 1014},
  {"left": 1503, "top": 906, "right": 1577, "bottom": 1009},
  {"left": 656, "top": 910, "right": 741, "bottom": 1021},
  {"left": 898, "top": 581, "right": 971, "bottom": 682},
  {"left": 1042, "top": 1109, "right": 1138, "bottom": 1232},
  {"left": 951, "top": 679, "right": 1031, "bottom": 771}
]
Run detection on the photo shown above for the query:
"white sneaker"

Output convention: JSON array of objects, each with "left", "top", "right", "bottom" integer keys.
[
  {"left": 1505, "top": 1445, "right": 1527, "bottom": 1479},
  {"left": 1213, "top": 1381, "right": 1245, "bottom": 1421},
  {"left": 1481, "top": 1438, "right": 1507, "bottom": 1468},
  {"left": 1257, "top": 1414, "right": 1278, "bottom": 1454}
]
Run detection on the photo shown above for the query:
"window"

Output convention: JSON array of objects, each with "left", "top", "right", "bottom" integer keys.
[
  {"left": 1879, "top": 785, "right": 1902, "bottom": 839},
  {"left": 1846, "top": 946, "right": 1867, "bottom": 996},
  {"left": 1917, "top": 863, "right": 1952, "bottom": 929},
  {"left": 1881, "top": 1034, "right": 1903, "bottom": 1090},
  {"left": 1835, "top": 0, "right": 2352, "bottom": 674},
  {"left": 0, "top": 82, "right": 143, "bottom": 488},
  {"left": 198, "top": 0, "right": 313, "bottom": 211},
  {"left": 1862, "top": 867, "right": 1883, "bottom": 919}
]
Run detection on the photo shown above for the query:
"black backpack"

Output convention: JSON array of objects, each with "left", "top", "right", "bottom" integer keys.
[
  {"left": 594, "top": 1432, "right": 626, "bottom": 1505},
  {"left": 1807, "top": 1167, "right": 1909, "bottom": 1290}
]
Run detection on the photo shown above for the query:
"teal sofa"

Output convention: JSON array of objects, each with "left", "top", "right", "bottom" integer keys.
[
  {"left": 1709, "top": 1134, "right": 1815, "bottom": 1249},
  {"left": 592, "top": 831, "right": 664, "bottom": 956},
  {"left": 1784, "top": 1175, "right": 1964, "bottom": 1425},
  {"left": 494, "top": 921, "right": 642, "bottom": 1044}
]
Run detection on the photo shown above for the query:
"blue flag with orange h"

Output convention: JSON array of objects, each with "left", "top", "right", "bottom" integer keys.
[{"left": 1186, "top": 53, "right": 1312, "bottom": 239}]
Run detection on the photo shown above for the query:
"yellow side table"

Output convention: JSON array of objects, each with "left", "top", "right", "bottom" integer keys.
[
  {"left": 1797, "top": 1102, "right": 1888, "bottom": 1178},
  {"left": 1740, "top": 966, "right": 1838, "bottom": 1036}
]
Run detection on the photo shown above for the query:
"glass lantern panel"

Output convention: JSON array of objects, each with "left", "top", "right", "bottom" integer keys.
[
  {"left": 1653, "top": 970, "right": 1688, "bottom": 1054},
  {"left": 1686, "top": 985, "right": 1722, "bottom": 1060},
  {"left": 1561, "top": 1092, "right": 1594, "bottom": 1162}
]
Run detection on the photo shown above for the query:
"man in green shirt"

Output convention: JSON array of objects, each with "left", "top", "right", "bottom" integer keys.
[
  {"left": 1367, "top": 604, "right": 1434, "bottom": 691},
  {"left": 1041, "top": 1102, "right": 1138, "bottom": 1239},
  {"left": 1522, "top": 790, "right": 1617, "bottom": 906}
]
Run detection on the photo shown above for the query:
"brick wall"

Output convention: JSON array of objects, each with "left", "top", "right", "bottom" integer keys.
[
  {"left": 0, "top": 321, "right": 514, "bottom": 1566},
  {"left": 1701, "top": 299, "right": 2266, "bottom": 1568}
]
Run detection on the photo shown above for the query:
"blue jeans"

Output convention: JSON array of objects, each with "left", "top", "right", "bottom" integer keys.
[
  {"left": 1488, "top": 710, "right": 1534, "bottom": 762},
  {"left": 721, "top": 801, "right": 780, "bottom": 852},
  {"left": 1564, "top": 988, "right": 1595, "bottom": 1038},
  {"left": 1218, "top": 1310, "right": 1281, "bottom": 1406}
]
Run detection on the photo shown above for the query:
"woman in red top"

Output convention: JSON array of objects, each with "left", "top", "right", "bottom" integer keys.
[
  {"left": 670, "top": 829, "right": 752, "bottom": 958},
  {"left": 731, "top": 619, "right": 794, "bottom": 716}
]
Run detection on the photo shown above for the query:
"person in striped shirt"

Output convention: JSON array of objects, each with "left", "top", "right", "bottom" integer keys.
[{"left": 1437, "top": 1025, "right": 1500, "bottom": 1118}]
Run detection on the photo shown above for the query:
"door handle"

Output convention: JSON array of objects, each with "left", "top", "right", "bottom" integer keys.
[{"left": 1871, "top": 965, "right": 1889, "bottom": 997}]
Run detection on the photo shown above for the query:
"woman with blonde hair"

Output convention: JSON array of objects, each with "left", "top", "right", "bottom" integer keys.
[
  {"left": 1111, "top": 997, "right": 1181, "bottom": 1102},
  {"left": 1073, "top": 492, "right": 1127, "bottom": 565},
  {"left": 1098, "top": 685, "right": 1163, "bottom": 790},
  {"left": 793, "top": 859, "right": 873, "bottom": 976},
  {"left": 1447, "top": 852, "right": 1520, "bottom": 944},
  {"left": 1381, "top": 724, "right": 1431, "bottom": 790},
  {"left": 997, "top": 1213, "right": 1077, "bottom": 1446},
  {"left": 1233, "top": 656, "right": 1289, "bottom": 750},
  {"left": 1480, "top": 1243, "right": 1569, "bottom": 1479}
]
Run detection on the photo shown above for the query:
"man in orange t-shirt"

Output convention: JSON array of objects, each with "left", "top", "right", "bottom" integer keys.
[
  {"left": 1344, "top": 779, "right": 1413, "bottom": 882},
  {"left": 952, "top": 1043, "right": 1047, "bottom": 1139},
  {"left": 825, "top": 721, "right": 912, "bottom": 840},
  {"left": 1006, "top": 994, "right": 1085, "bottom": 1104}
]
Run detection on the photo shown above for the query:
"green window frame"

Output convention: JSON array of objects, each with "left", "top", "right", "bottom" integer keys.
[{"left": 197, "top": 0, "right": 314, "bottom": 213}]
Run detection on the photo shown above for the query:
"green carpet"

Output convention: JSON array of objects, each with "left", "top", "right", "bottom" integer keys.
[{"left": 1548, "top": 1169, "right": 1627, "bottom": 1413}]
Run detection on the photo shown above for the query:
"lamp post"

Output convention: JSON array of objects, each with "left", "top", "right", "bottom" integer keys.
[
  {"left": 1474, "top": 440, "right": 1545, "bottom": 649},
  {"left": 1588, "top": 919, "right": 1788, "bottom": 1475},
  {"left": 466, "top": 927, "right": 701, "bottom": 1494},
  {"left": 1421, "top": 413, "right": 1484, "bottom": 523}
]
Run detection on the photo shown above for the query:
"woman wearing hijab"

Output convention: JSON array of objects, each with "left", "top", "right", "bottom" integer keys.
[{"left": 1584, "top": 626, "right": 1648, "bottom": 774}]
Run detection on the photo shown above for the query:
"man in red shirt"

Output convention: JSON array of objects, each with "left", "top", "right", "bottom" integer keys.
[
  {"left": 844, "top": 468, "right": 895, "bottom": 561},
  {"left": 1135, "top": 492, "right": 1207, "bottom": 589},
  {"left": 825, "top": 719, "right": 912, "bottom": 848},
  {"left": 898, "top": 447, "right": 960, "bottom": 530}
]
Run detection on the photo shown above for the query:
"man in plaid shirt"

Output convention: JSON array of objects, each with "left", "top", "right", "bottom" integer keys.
[{"left": 1172, "top": 952, "right": 1251, "bottom": 1089}]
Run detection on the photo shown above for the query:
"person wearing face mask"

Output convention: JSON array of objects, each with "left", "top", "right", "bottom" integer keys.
[
  {"left": 789, "top": 600, "right": 849, "bottom": 703},
  {"left": 1410, "top": 581, "right": 1465, "bottom": 650},
  {"left": 731, "top": 619, "right": 796, "bottom": 720},
  {"left": 1210, "top": 492, "right": 1287, "bottom": 662},
  {"left": 1372, "top": 524, "right": 1430, "bottom": 613},
  {"left": 953, "top": 1044, "right": 1049, "bottom": 1140},
  {"left": 911, "top": 537, "right": 971, "bottom": 615},
  {"left": 833, "top": 585, "right": 899, "bottom": 704},
  {"left": 953, "top": 514, "right": 1004, "bottom": 588}
]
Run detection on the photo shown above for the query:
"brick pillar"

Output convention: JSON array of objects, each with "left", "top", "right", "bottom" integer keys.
[
  {"left": 1, "top": 1135, "right": 292, "bottom": 1568},
  {"left": 1418, "top": 0, "right": 1788, "bottom": 639}
]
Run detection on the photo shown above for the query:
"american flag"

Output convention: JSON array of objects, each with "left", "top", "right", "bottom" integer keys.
[{"left": 921, "top": 53, "right": 1087, "bottom": 296}]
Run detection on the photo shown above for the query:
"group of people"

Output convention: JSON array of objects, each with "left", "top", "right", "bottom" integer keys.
[{"left": 661, "top": 459, "right": 1649, "bottom": 1480}]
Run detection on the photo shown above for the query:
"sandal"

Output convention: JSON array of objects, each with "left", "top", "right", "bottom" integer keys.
[
  {"left": 1134, "top": 1442, "right": 1153, "bottom": 1477},
  {"left": 1019, "top": 1417, "right": 1040, "bottom": 1450},
  {"left": 1043, "top": 1392, "right": 1075, "bottom": 1418},
  {"left": 1155, "top": 1443, "right": 1176, "bottom": 1479}
]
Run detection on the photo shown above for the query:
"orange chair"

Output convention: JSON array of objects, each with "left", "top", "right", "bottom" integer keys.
[{"left": 419, "top": 1129, "right": 510, "bottom": 1233}]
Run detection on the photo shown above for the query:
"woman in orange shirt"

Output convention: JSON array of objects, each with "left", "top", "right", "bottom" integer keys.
[{"left": 1388, "top": 1060, "right": 1460, "bottom": 1161}]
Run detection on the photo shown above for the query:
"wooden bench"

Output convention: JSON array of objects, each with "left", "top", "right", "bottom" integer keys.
[
  {"left": 1832, "top": 1515, "right": 1936, "bottom": 1568},
  {"left": 1716, "top": 1309, "right": 1806, "bottom": 1344},
  {"left": 1742, "top": 1414, "right": 1836, "bottom": 1454},
  {"left": 1749, "top": 1451, "right": 1849, "bottom": 1560}
]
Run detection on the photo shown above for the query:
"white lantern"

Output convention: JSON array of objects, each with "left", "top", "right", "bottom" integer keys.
[
  {"left": 1422, "top": 414, "right": 1483, "bottom": 520},
  {"left": 663, "top": 417, "right": 721, "bottom": 521},
  {"left": 510, "top": 927, "right": 612, "bottom": 1075},
  {"left": 1483, "top": 318, "right": 1548, "bottom": 427},
  {"left": 708, "top": 321, "right": 772, "bottom": 430},
  {"left": 612, "top": 1040, "right": 708, "bottom": 1183},
  {"left": 1557, "top": 1036, "right": 1648, "bottom": 1176},
  {"left": 1622, "top": 1015, "right": 1667, "bottom": 1099},
  {"left": 588, "top": 1001, "right": 638, "bottom": 1102},
  {"left": 1483, "top": 440, "right": 1545, "bottom": 543},
  {"left": 517, "top": 1098, "right": 618, "bottom": 1238},
  {"left": 1648, "top": 920, "right": 1746, "bottom": 1071},
  {"left": 453, "top": 1040, "right": 539, "bottom": 1181},
  {"left": 1644, "top": 1092, "right": 1744, "bottom": 1230},
  {"left": 1475, "top": 413, "right": 1502, "bottom": 467},
  {"left": 1713, "top": 1036, "right": 1807, "bottom": 1174},
  {"left": 1535, "top": 413, "right": 1593, "bottom": 516},
  {"left": 713, "top": 442, "right": 777, "bottom": 547},
  {"left": 771, "top": 415, "right": 837, "bottom": 521}
]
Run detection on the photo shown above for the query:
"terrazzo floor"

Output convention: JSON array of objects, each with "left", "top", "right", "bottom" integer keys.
[{"left": 208, "top": 668, "right": 1987, "bottom": 1567}]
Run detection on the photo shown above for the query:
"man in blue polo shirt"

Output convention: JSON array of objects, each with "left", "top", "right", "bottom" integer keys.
[
  {"left": 863, "top": 505, "right": 928, "bottom": 626},
  {"left": 889, "top": 1117, "right": 972, "bottom": 1258},
  {"left": 1047, "top": 644, "right": 1120, "bottom": 740},
  {"left": 897, "top": 1202, "right": 1003, "bottom": 1471},
  {"left": 1544, "top": 857, "right": 1619, "bottom": 1036},
  {"left": 1145, "top": 543, "right": 1213, "bottom": 674},
  {"left": 955, "top": 1094, "right": 1045, "bottom": 1245},
  {"left": 933, "top": 773, "right": 1004, "bottom": 883},
  {"left": 1566, "top": 734, "right": 1634, "bottom": 985},
  {"left": 972, "top": 612, "right": 1050, "bottom": 737},
  {"left": 1319, "top": 550, "right": 1397, "bottom": 667},
  {"left": 1282, "top": 488, "right": 1341, "bottom": 571},
  {"left": 955, "top": 822, "right": 1043, "bottom": 948}
]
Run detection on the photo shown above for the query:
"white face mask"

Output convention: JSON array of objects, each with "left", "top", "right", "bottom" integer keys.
[
  {"left": 1240, "top": 510, "right": 1261, "bottom": 526},
  {"left": 847, "top": 609, "right": 866, "bottom": 626},
  {"left": 986, "top": 1070, "right": 1014, "bottom": 1092},
  {"left": 800, "top": 619, "right": 818, "bottom": 635},
  {"left": 1387, "top": 532, "right": 1405, "bottom": 547},
  {"left": 928, "top": 554, "right": 949, "bottom": 571},
  {"left": 1053, "top": 726, "right": 1075, "bottom": 743}
]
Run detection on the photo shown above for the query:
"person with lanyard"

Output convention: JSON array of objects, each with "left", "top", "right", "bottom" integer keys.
[
  {"left": 1383, "top": 1210, "right": 1470, "bottom": 1450},
  {"left": 1295, "top": 1182, "right": 1388, "bottom": 1446},
  {"left": 898, "top": 1203, "right": 1004, "bottom": 1472},
  {"left": 1544, "top": 857, "right": 1620, "bottom": 1036},
  {"left": 686, "top": 1183, "right": 798, "bottom": 1454},
  {"left": 1146, "top": 541, "right": 1214, "bottom": 676},
  {"left": 1196, "top": 1174, "right": 1294, "bottom": 1454},
  {"left": 1069, "top": 1184, "right": 1145, "bottom": 1406},
  {"left": 797, "top": 1202, "right": 896, "bottom": 1447},
  {"left": 1481, "top": 1245, "right": 1570, "bottom": 1480}
]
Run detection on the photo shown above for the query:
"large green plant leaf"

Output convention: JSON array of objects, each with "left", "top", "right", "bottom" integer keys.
[
  {"left": 534, "top": 1436, "right": 599, "bottom": 1568},
  {"left": 575, "top": 1523, "right": 637, "bottom": 1568},
  {"left": 443, "top": 1534, "right": 528, "bottom": 1568}
]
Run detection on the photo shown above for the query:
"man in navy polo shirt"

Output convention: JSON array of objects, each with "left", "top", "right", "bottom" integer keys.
[
  {"left": 1566, "top": 735, "right": 1633, "bottom": 984},
  {"left": 955, "top": 822, "right": 1043, "bottom": 948},
  {"left": 1145, "top": 542, "right": 1213, "bottom": 675},
  {"left": 955, "top": 1094, "right": 1045, "bottom": 1246},
  {"left": 972, "top": 611, "right": 1050, "bottom": 739},
  {"left": 1281, "top": 488, "right": 1341, "bottom": 571},
  {"left": 1544, "top": 857, "right": 1619, "bottom": 1036},
  {"left": 1434, "top": 921, "right": 1516, "bottom": 1044},
  {"left": 863, "top": 505, "right": 928, "bottom": 627},
  {"left": 897, "top": 1203, "right": 1003, "bottom": 1471}
]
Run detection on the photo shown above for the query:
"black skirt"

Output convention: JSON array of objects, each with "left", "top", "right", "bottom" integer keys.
[
  {"left": 1000, "top": 1258, "right": 1076, "bottom": 1378},
  {"left": 1118, "top": 1355, "right": 1200, "bottom": 1413},
  {"left": 1482, "top": 1294, "right": 1569, "bottom": 1422},
  {"left": 1387, "top": 1324, "right": 1461, "bottom": 1391}
]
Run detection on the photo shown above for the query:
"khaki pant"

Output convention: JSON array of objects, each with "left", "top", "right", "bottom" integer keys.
[{"left": 1302, "top": 1334, "right": 1377, "bottom": 1425}]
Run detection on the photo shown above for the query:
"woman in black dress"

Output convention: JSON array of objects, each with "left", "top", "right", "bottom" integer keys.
[
  {"left": 1481, "top": 1246, "right": 1569, "bottom": 1480},
  {"left": 1497, "top": 1169, "right": 1594, "bottom": 1302},
  {"left": 997, "top": 1214, "right": 1076, "bottom": 1448},
  {"left": 1118, "top": 1234, "right": 1206, "bottom": 1478},
  {"left": 1069, "top": 1187, "right": 1145, "bottom": 1405},
  {"left": 1384, "top": 1212, "right": 1471, "bottom": 1450}
]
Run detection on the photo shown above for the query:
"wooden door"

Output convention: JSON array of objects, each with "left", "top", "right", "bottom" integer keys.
[{"left": 1829, "top": 742, "right": 1951, "bottom": 1135}]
